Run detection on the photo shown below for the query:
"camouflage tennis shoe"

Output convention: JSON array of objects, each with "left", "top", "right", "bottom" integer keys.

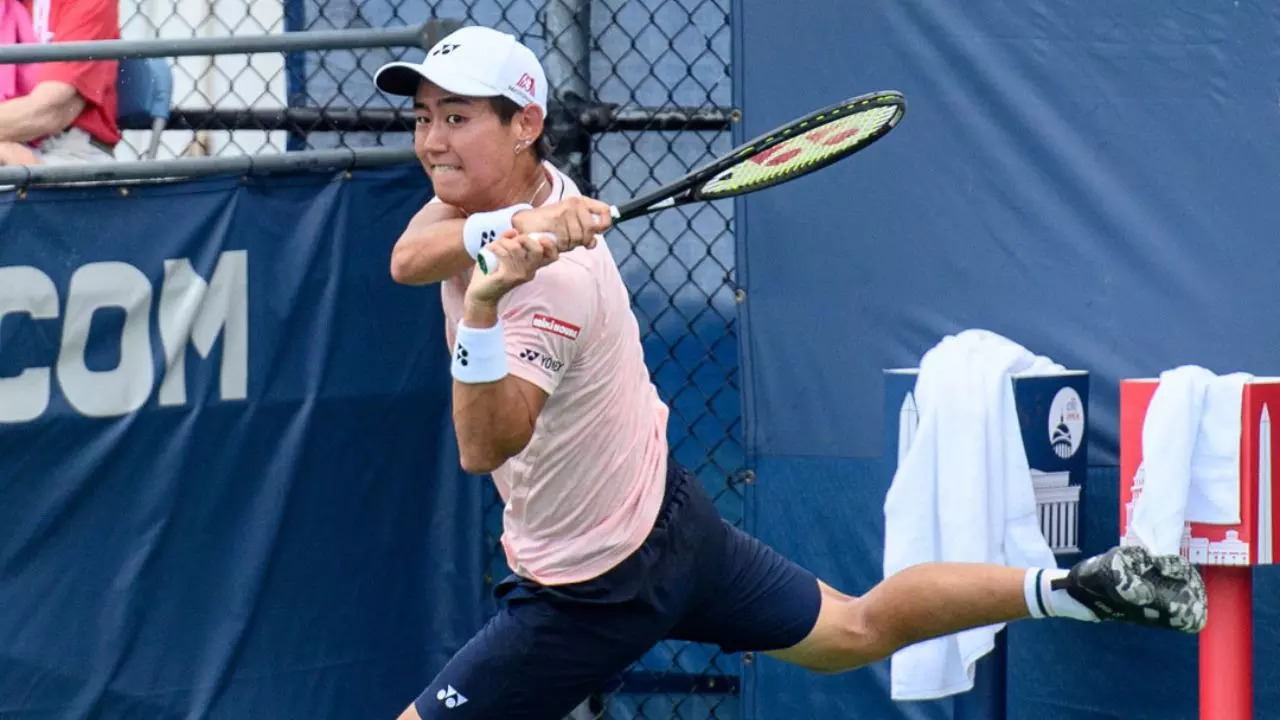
[{"left": 1052, "top": 544, "right": 1207, "bottom": 633}]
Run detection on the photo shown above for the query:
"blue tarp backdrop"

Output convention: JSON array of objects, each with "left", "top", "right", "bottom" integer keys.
[
  {"left": 735, "top": 0, "right": 1280, "bottom": 718},
  {"left": 734, "top": 0, "right": 1280, "bottom": 466},
  {"left": 0, "top": 167, "right": 484, "bottom": 719}
]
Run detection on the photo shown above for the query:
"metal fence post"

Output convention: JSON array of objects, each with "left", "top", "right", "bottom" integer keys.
[{"left": 541, "top": 0, "right": 593, "bottom": 194}]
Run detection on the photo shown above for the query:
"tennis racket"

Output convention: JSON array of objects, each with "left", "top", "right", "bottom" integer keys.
[{"left": 478, "top": 89, "right": 906, "bottom": 274}]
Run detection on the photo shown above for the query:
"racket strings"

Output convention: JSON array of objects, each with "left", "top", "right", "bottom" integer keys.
[{"left": 698, "top": 104, "right": 900, "bottom": 198}]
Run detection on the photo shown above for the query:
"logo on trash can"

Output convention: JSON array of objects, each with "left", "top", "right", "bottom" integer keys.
[{"left": 1048, "top": 387, "right": 1085, "bottom": 459}]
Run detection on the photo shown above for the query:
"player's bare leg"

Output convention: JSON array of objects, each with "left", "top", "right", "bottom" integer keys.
[
  {"left": 767, "top": 545, "right": 1207, "bottom": 674},
  {"left": 765, "top": 565, "right": 1029, "bottom": 673}
]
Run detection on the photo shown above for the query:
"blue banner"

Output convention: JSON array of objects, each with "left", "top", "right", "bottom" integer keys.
[{"left": 0, "top": 166, "right": 486, "bottom": 719}]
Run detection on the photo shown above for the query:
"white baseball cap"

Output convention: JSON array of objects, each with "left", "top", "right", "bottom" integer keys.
[{"left": 374, "top": 26, "right": 548, "bottom": 112}]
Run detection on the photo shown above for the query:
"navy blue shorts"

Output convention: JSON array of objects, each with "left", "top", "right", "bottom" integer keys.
[{"left": 413, "top": 460, "right": 821, "bottom": 719}]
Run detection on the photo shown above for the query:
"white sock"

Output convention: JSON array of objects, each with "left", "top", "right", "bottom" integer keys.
[{"left": 1023, "top": 568, "right": 1099, "bottom": 622}]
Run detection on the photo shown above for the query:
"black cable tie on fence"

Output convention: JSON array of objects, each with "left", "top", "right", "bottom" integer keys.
[{"left": 5, "top": 163, "right": 32, "bottom": 192}]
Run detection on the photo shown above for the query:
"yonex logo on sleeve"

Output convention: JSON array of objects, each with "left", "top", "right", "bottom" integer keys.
[
  {"left": 531, "top": 313, "right": 581, "bottom": 341},
  {"left": 520, "top": 348, "right": 564, "bottom": 373},
  {"left": 437, "top": 685, "right": 468, "bottom": 709}
]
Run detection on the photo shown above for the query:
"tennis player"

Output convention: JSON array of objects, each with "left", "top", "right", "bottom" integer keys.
[{"left": 376, "top": 25, "right": 1207, "bottom": 720}]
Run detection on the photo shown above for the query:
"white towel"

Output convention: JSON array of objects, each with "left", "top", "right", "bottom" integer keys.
[
  {"left": 1129, "top": 365, "right": 1251, "bottom": 555},
  {"left": 883, "top": 329, "right": 1059, "bottom": 701}
]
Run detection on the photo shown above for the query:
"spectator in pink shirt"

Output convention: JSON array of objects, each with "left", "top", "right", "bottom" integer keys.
[{"left": 377, "top": 25, "right": 1208, "bottom": 720}]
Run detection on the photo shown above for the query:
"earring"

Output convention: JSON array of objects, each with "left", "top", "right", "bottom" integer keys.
[{"left": 514, "top": 140, "right": 529, "bottom": 155}]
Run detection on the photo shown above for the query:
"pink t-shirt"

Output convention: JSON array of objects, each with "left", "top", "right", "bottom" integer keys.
[{"left": 441, "top": 162, "right": 670, "bottom": 585}]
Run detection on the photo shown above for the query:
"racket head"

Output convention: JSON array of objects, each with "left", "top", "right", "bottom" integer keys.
[{"left": 693, "top": 90, "right": 905, "bottom": 201}]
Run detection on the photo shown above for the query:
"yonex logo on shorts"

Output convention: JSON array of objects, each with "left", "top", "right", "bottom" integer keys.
[
  {"left": 437, "top": 685, "right": 468, "bottom": 709},
  {"left": 532, "top": 313, "right": 580, "bottom": 340}
]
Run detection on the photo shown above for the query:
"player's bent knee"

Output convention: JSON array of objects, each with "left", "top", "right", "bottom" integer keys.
[
  {"left": 818, "top": 597, "right": 891, "bottom": 673},
  {"left": 771, "top": 588, "right": 892, "bottom": 674}
]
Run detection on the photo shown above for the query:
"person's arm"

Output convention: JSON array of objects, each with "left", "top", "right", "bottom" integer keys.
[
  {"left": 11, "top": 0, "right": 118, "bottom": 144},
  {"left": 389, "top": 201, "right": 473, "bottom": 286},
  {"left": 452, "top": 297, "right": 549, "bottom": 474},
  {"left": 389, "top": 195, "right": 614, "bottom": 286},
  {"left": 449, "top": 231, "right": 594, "bottom": 474},
  {"left": 0, "top": 83, "right": 85, "bottom": 143}
]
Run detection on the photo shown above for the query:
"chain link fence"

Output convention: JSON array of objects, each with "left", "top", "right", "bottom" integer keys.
[
  {"left": 118, "top": 0, "right": 286, "bottom": 159},
  {"left": 116, "top": 0, "right": 744, "bottom": 716}
]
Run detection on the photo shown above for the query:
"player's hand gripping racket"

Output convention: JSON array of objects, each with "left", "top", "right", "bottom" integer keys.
[{"left": 477, "top": 89, "right": 906, "bottom": 274}]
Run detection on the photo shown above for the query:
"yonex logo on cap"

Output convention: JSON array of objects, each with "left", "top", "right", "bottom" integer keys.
[
  {"left": 431, "top": 43, "right": 461, "bottom": 56},
  {"left": 436, "top": 685, "right": 468, "bottom": 709}
]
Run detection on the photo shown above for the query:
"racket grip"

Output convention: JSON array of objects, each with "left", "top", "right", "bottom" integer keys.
[{"left": 476, "top": 232, "right": 559, "bottom": 274}]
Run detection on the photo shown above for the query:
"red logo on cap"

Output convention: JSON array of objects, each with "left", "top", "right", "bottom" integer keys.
[{"left": 515, "top": 73, "right": 537, "bottom": 96}]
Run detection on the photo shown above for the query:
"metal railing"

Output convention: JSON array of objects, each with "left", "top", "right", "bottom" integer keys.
[
  {"left": 0, "top": 21, "right": 733, "bottom": 190},
  {"left": 0, "top": 147, "right": 415, "bottom": 186},
  {"left": 0, "top": 24, "right": 433, "bottom": 62}
]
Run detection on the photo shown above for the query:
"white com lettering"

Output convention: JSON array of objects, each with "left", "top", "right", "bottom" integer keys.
[{"left": 0, "top": 251, "right": 249, "bottom": 423}]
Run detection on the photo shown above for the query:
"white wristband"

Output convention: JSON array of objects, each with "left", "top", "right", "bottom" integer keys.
[
  {"left": 463, "top": 204, "right": 532, "bottom": 261},
  {"left": 1024, "top": 568, "right": 1048, "bottom": 619},
  {"left": 452, "top": 320, "right": 508, "bottom": 383}
]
